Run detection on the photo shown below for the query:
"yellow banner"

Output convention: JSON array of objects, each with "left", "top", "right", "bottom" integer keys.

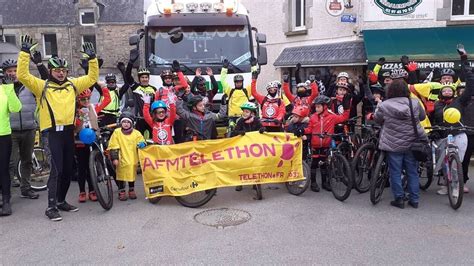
[{"left": 139, "top": 132, "right": 304, "bottom": 198}]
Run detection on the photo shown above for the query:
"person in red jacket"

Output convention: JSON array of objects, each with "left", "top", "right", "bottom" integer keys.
[
  {"left": 154, "top": 60, "right": 188, "bottom": 107},
  {"left": 282, "top": 72, "right": 319, "bottom": 111},
  {"left": 251, "top": 71, "right": 286, "bottom": 132},
  {"left": 305, "top": 95, "right": 349, "bottom": 192},
  {"left": 142, "top": 96, "right": 176, "bottom": 145},
  {"left": 74, "top": 83, "right": 111, "bottom": 202}
]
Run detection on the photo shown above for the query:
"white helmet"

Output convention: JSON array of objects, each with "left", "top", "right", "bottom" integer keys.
[
  {"left": 266, "top": 81, "right": 280, "bottom": 91},
  {"left": 337, "top": 72, "right": 349, "bottom": 79}
]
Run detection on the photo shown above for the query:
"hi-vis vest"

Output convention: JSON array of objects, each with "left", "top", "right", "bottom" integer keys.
[{"left": 101, "top": 89, "right": 120, "bottom": 115}]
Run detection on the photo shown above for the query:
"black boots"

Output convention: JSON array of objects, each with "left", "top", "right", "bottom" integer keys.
[
  {"left": 390, "top": 198, "right": 405, "bottom": 209},
  {"left": 1, "top": 196, "right": 12, "bottom": 216}
]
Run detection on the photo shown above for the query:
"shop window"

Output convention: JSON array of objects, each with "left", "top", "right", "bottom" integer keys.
[
  {"left": 452, "top": 0, "right": 474, "bottom": 20},
  {"left": 43, "top": 34, "right": 58, "bottom": 57}
]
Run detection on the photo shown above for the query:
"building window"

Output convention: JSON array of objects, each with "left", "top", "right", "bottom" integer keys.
[
  {"left": 80, "top": 10, "right": 95, "bottom": 25},
  {"left": 82, "top": 35, "right": 96, "bottom": 49},
  {"left": 4, "top": 35, "right": 16, "bottom": 45},
  {"left": 452, "top": 0, "right": 474, "bottom": 20},
  {"left": 43, "top": 34, "right": 58, "bottom": 57},
  {"left": 292, "top": 0, "right": 306, "bottom": 31}
]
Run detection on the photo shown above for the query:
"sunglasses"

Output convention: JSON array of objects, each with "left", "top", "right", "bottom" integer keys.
[
  {"left": 52, "top": 68, "right": 68, "bottom": 73},
  {"left": 154, "top": 110, "right": 166, "bottom": 115}
]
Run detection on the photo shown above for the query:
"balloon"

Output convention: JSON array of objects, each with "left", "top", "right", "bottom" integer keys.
[
  {"left": 79, "top": 128, "right": 96, "bottom": 144},
  {"left": 443, "top": 108, "right": 461, "bottom": 124}
]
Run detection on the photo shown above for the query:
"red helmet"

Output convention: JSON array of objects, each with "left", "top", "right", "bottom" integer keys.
[
  {"left": 292, "top": 106, "right": 309, "bottom": 117},
  {"left": 78, "top": 89, "right": 92, "bottom": 99}
]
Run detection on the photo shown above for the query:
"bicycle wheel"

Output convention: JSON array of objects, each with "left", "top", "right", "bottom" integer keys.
[
  {"left": 447, "top": 153, "right": 463, "bottom": 210},
  {"left": 336, "top": 142, "right": 352, "bottom": 161},
  {"left": 89, "top": 149, "right": 113, "bottom": 210},
  {"left": 418, "top": 160, "right": 433, "bottom": 190},
  {"left": 175, "top": 189, "right": 217, "bottom": 208},
  {"left": 148, "top": 197, "right": 162, "bottom": 204},
  {"left": 370, "top": 151, "right": 389, "bottom": 205},
  {"left": 351, "top": 133, "right": 362, "bottom": 151},
  {"left": 18, "top": 147, "right": 49, "bottom": 191},
  {"left": 351, "top": 143, "right": 376, "bottom": 193},
  {"left": 329, "top": 153, "right": 353, "bottom": 201},
  {"left": 286, "top": 161, "right": 311, "bottom": 196}
]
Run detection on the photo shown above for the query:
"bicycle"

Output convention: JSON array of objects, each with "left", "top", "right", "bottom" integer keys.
[
  {"left": 351, "top": 124, "right": 381, "bottom": 193},
  {"left": 89, "top": 125, "right": 116, "bottom": 210},
  {"left": 335, "top": 116, "right": 362, "bottom": 161},
  {"left": 285, "top": 137, "right": 311, "bottom": 196},
  {"left": 148, "top": 127, "right": 217, "bottom": 207},
  {"left": 313, "top": 133, "right": 353, "bottom": 201},
  {"left": 17, "top": 129, "right": 50, "bottom": 191},
  {"left": 425, "top": 126, "right": 474, "bottom": 210}
]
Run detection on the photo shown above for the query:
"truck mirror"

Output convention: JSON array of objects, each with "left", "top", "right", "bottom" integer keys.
[
  {"left": 255, "top": 33, "right": 266, "bottom": 44},
  {"left": 129, "top": 34, "right": 140, "bottom": 46},
  {"left": 258, "top": 46, "right": 268, "bottom": 66}
]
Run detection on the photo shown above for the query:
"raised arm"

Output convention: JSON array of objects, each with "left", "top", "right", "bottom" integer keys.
[
  {"left": 250, "top": 72, "right": 265, "bottom": 104},
  {"left": 95, "top": 86, "right": 111, "bottom": 114}
]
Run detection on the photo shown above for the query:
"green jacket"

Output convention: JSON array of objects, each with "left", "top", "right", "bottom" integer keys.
[{"left": 0, "top": 83, "right": 22, "bottom": 136}]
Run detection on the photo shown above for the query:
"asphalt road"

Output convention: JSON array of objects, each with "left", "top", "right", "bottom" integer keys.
[{"left": 2, "top": 174, "right": 474, "bottom": 264}]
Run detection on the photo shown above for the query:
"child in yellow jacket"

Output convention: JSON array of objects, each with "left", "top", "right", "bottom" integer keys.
[{"left": 108, "top": 111, "right": 145, "bottom": 201}]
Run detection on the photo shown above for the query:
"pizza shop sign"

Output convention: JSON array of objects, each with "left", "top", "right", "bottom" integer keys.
[{"left": 379, "top": 61, "right": 474, "bottom": 70}]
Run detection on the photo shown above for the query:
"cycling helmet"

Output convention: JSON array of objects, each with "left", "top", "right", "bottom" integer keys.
[
  {"left": 371, "top": 84, "right": 385, "bottom": 97},
  {"left": 390, "top": 68, "right": 408, "bottom": 79},
  {"left": 138, "top": 67, "right": 151, "bottom": 77},
  {"left": 240, "top": 102, "right": 257, "bottom": 112},
  {"left": 440, "top": 68, "right": 456, "bottom": 77},
  {"left": 439, "top": 83, "right": 456, "bottom": 99},
  {"left": 188, "top": 95, "right": 204, "bottom": 107},
  {"left": 2, "top": 59, "right": 17, "bottom": 70},
  {"left": 105, "top": 73, "right": 116, "bottom": 82},
  {"left": 336, "top": 81, "right": 349, "bottom": 90},
  {"left": 296, "top": 82, "right": 308, "bottom": 89},
  {"left": 48, "top": 57, "right": 68, "bottom": 69},
  {"left": 151, "top": 100, "right": 168, "bottom": 112},
  {"left": 292, "top": 106, "right": 309, "bottom": 117},
  {"left": 119, "top": 111, "right": 135, "bottom": 123},
  {"left": 313, "top": 95, "right": 331, "bottom": 105},
  {"left": 337, "top": 72, "right": 349, "bottom": 79},
  {"left": 382, "top": 71, "right": 391, "bottom": 78},
  {"left": 160, "top": 69, "right": 172, "bottom": 80},
  {"left": 266, "top": 81, "right": 280, "bottom": 91},
  {"left": 77, "top": 89, "right": 92, "bottom": 99},
  {"left": 233, "top": 74, "right": 244, "bottom": 83}
]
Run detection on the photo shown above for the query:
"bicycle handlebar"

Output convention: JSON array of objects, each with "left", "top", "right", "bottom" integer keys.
[{"left": 425, "top": 125, "right": 474, "bottom": 132}]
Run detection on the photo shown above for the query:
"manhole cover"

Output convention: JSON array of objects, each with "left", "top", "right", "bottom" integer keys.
[{"left": 194, "top": 208, "right": 251, "bottom": 228}]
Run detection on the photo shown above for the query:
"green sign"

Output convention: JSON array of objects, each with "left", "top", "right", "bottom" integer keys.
[{"left": 375, "top": 0, "right": 422, "bottom": 16}]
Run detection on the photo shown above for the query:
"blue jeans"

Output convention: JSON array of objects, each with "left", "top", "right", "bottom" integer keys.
[{"left": 386, "top": 151, "right": 420, "bottom": 203}]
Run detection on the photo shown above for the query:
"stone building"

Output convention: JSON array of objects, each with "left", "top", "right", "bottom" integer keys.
[
  {"left": 0, "top": 0, "right": 143, "bottom": 80},
  {"left": 241, "top": 0, "right": 474, "bottom": 87}
]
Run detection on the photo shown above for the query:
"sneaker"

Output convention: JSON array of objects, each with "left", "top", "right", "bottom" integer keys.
[
  {"left": 45, "top": 208, "right": 62, "bottom": 221},
  {"left": 128, "top": 190, "right": 137, "bottom": 200},
  {"left": 20, "top": 190, "right": 39, "bottom": 199},
  {"left": 78, "top": 192, "right": 87, "bottom": 203},
  {"left": 88, "top": 191, "right": 98, "bottom": 202},
  {"left": 437, "top": 186, "right": 448, "bottom": 195},
  {"left": 235, "top": 186, "right": 243, "bottom": 191},
  {"left": 464, "top": 187, "right": 469, "bottom": 193},
  {"left": 57, "top": 201, "right": 79, "bottom": 212},
  {"left": 119, "top": 190, "right": 127, "bottom": 201},
  {"left": 390, "top": 198, "right": 405, "bottom": 209}
]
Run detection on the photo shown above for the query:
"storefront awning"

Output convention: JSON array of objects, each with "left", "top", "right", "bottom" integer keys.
[
  {"left": 363, "top": 26, "right": 474, "bottom": 63},
  {"left": 273, "top": 41, "right": 367, "bottom": 67}
]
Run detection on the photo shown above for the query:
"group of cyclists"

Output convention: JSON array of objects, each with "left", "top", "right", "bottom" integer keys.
[{"left": 0, "top": 34, "right": 473, "bottom": 221}]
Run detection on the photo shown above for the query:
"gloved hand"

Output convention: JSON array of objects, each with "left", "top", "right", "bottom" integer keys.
[
  {"left": 3, "top": 74, "right": 14, "bottom": 85},
  {"left": 428, "top": 131, "right": 441, "bottom": 141},
  {"left": 142, "top": 95, "right": 151, "bottom": 104},
  {"left": 294, "top": 128, "right": 305, "bottom": 137},
  {"left": 252, "top": 71, "right": 259, "bottom": 80},
  {"left": 259, "top": 127, "right": 266, "bottom": 134},
  {"left": 129, "top": 48, "right": 139, "bottom": 63},
  {"left": 282, "top": 72, "right": 290, "bottom": 83},
  {"left": 81, "top": 42, "right": 96, "bottom": 59},
  {"left": 309, "top": 74, "right": 316, "bottom": 82},
  {"left": 377, "top": 57, "right": 386, "bottom": 66},
  {"left": 172, "top": 60, "right": 181, "bottom": 72},
  {"left": 457, "top": 44, "right": 468, "bottom": 60},
  {"left": 368, "top": 71, "right": 378, "bottom": 84},
  {"left": 31, "top": 51, "right": 43, "bottom": 64},
  {"left": 406, "top": 61, "right": 418, "bottom": 72},
  {"left": 222, "top": 59, "right": 230, "bottom": 69},
  {"left": 20, "top": 35, "right": 38, "bottom": 53},
  {"left": 221, "top": 94, "right": 228, "bottom": 105},
  {"left": 400, "top": 55, "right": 410, "bottom": 66},
  {"left": 137, "top": 142, "right": 147, "bottom": 149},
  {"left": 250, "top": 57, "right": 258, "bottom": 67}
]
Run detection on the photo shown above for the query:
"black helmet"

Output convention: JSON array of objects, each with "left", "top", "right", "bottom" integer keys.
[
  {"left": 440, "top": 68, "right": 456, "bottom": 77},
  {"left": 48, "top": 57, "right": 68, "bottom": 69},
  {"left": 313, "top": 95, "right": 331, "bottom": 105},
  {"left": 233, "top": 75, "right": 244, "bottom": 83},
  {"left": 105, "top": 73, "right": 116, "bottom": 82},
  {"left": 188, "top": 95, "right": 204, "bottom": 107},
  {"left": 119, "top": 111, "right": 135, "bottom": 123},
  {"left": 2, "top": 59, "right": 17, "bottom": 71},
  {"left": 382, "top": 71, "right": 391, "bottom": 78},
  {"left": 138, "top": 67, "right": 150, "bottom": 77},
  {"left": 160, "top": 69, "right": 173, "bottom": 80},
  {"left": 371, "top": 84, "right": 385, "bottom": 97}
]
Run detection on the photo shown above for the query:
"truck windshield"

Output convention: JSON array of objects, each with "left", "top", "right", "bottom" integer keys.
[{"left": 147, "top": 25, "right": 252, "bottom": 72}]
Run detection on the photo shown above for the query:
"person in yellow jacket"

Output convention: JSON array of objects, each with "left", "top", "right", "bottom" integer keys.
[
  {"left": 16, "top": 35, "right": 99, "bottom": 221},
  {"left": 0, "top": 78, "right": 22, "bottom": 216},
  {"left": 108, "top": 111, "right": 145, "bottom": 201}
]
